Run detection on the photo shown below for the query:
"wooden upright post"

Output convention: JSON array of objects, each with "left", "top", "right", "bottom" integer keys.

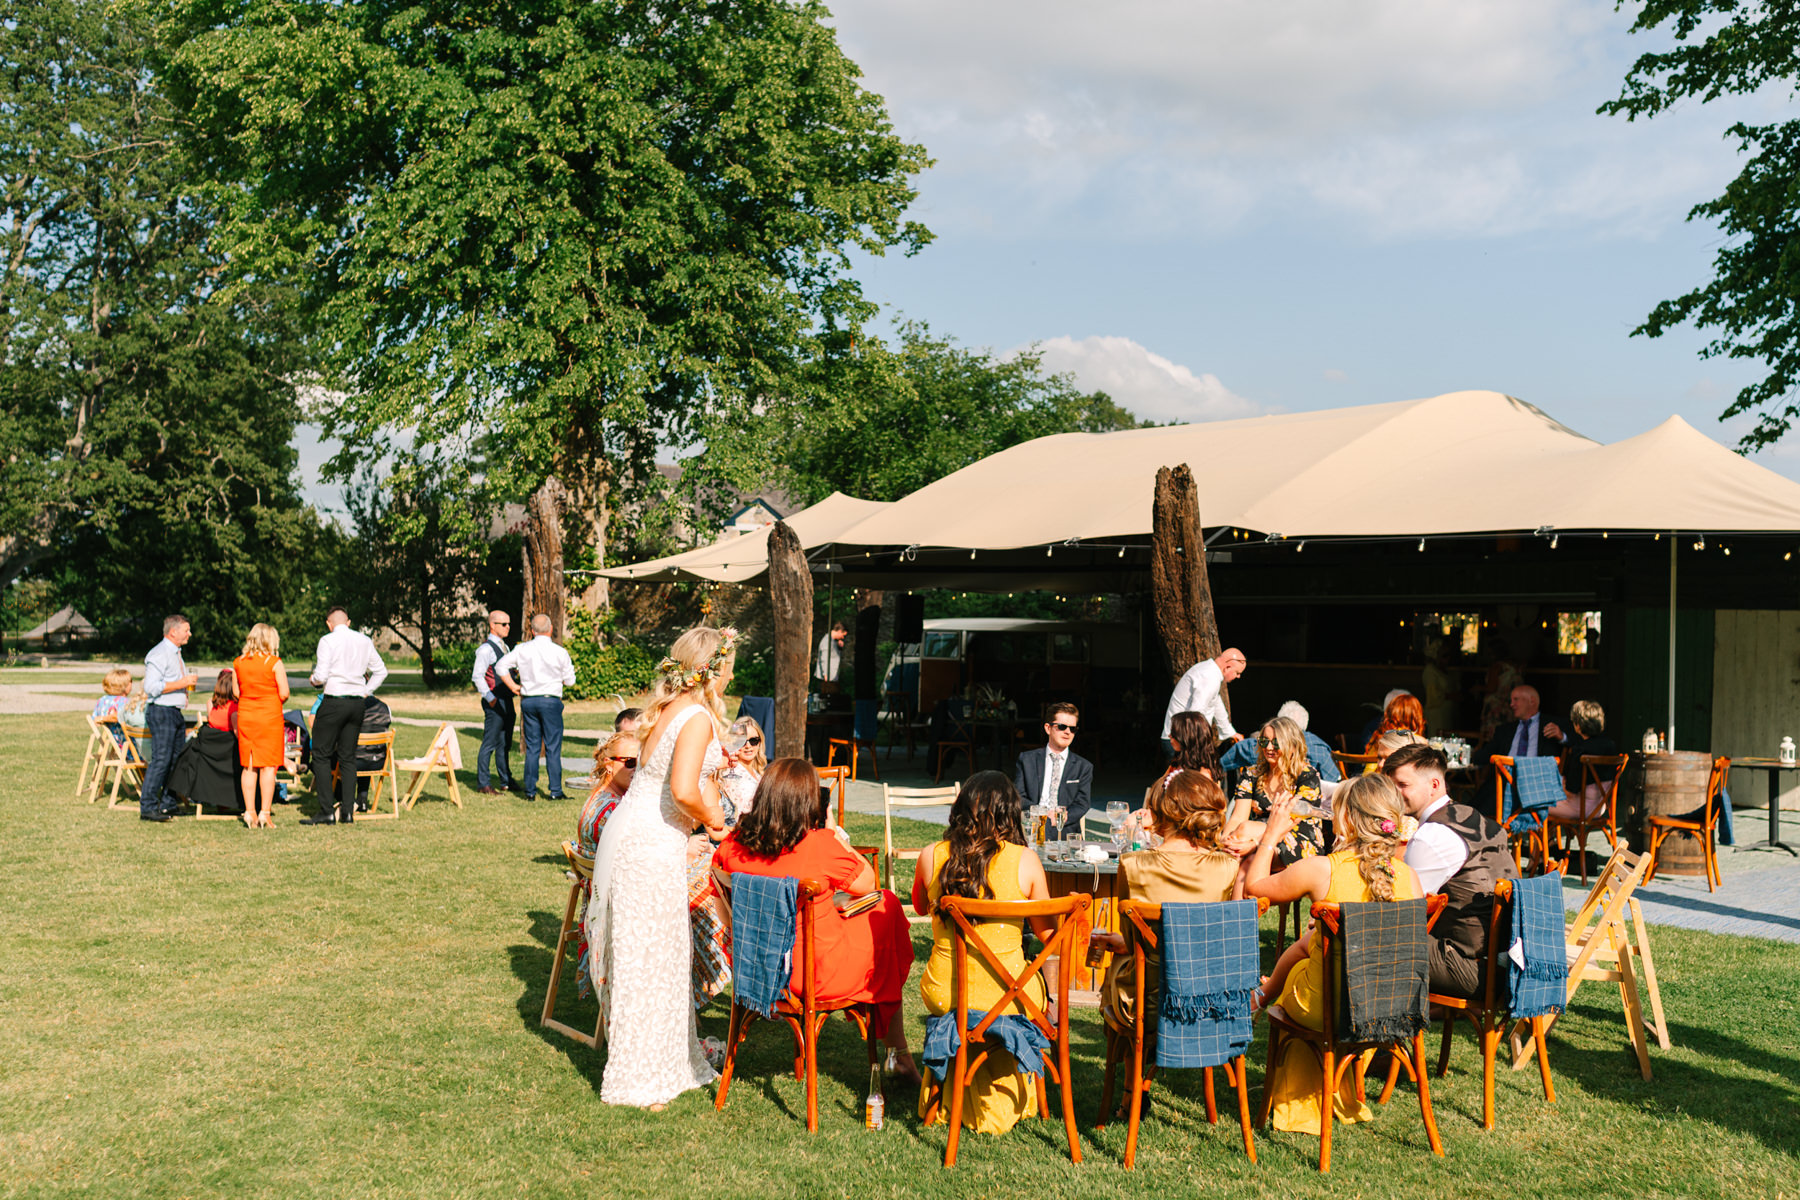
[
  {"left": 768, "top": 520, "right": 813, "bottom": 760},
  {"left": 1150, "top": 465, "right": 1227, "bottom": 709},
  {"left": 521, "top": 476, "right": 569, "bottom": 641}
]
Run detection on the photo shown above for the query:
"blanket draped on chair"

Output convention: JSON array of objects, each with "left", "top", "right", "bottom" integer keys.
[
  {"left": 1507, "top": 873, "right": 1569, "bottom": 1020},
  {"left": 1156, "top": 900, "right": 1258, "bottom": 1069},
  {"left": 728, "top": 874, "right": 797, "bottom": 1019},
  {"left": 168, "top": 725, "right": 240, "bottom": 812},
  {"left": 1337, "top": 898, "right": 1430, "bottom": 1044},
  {"left": 1504, "top": 756, "right": 1563, "bottom": 835},
  {"left": 920, "top": 1011, "right": 1050, "bottom": 1081}
]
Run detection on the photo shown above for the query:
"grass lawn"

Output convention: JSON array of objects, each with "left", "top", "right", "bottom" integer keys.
[{"left": 2, "top": 712, "right": 1797, "bottom": 1198}]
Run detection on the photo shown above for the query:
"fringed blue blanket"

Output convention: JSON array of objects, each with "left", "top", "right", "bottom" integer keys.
[
  {"left": 1507, "top": 873, "right": 1568, "bottom": 1020},
  {"left": 1505, "top": 755, "right": 1563, "bottom": 834},
  {"left": 728, "top": 873, "right": 796, "bottom": 1019},
  {"left": 920, "top": 1011, "right": 1050, "bottom": 1081},
  {"left": 1156, "top": 900, "right": 1258, "bottom": 1069}
]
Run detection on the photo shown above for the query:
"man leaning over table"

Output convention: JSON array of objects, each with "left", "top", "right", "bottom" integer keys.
[
  {"left": 498, "top": 614, "right": 578, "bottom": 801},
  {"left": 303, "top": 607, "right": 388, "bottom": 826},
  {"left": 139, "top": 613, "right": 200, "bottom": 822},
  {"left": 1161, "top": 647, "right": 1247, "bottom": 756}
]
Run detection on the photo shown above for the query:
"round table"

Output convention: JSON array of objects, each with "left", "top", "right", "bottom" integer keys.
[
  {"left": 1043, "top": 849, "right": 1125, "bottom": 996},
  {"left": 1726, "top": 758, "right": 1798, "bottom": 855}
]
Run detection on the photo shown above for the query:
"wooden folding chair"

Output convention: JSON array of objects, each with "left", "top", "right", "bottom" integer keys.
[
  {"left": 84, "top": 718, "right": 130, "bottom": 804},
  {"left": 1547, "top": 754, "right": 1627, "bottom": 884},
  {"left": 714, "top": 876, "right": 885, "bottom": 1132},
  {"left": 107, "top": 723, "right": 152, "bottom": 811},
  {"left": 1386, "top": 879, "right": 1555, "bottom": 1130},
  {"left": 1646, "top": 756, "right": 1729, "bottom": 892},
  {"left": 923, "top": 893, "right": 1090, "bottom": 1168},
  {"left": 349, "top": 730, "right": 401, "bottom": 820},
  {"left": 397, "top": 722, "right": 464, "bottom": 810},
  {"left": 1097, "top": 897, "right": 1269, "bottom": 1168},
  {"left": 1491, "top": 756, "right": 1552, "bottom": 873},
  {"left": 880, "top": 781, "right": 960, "bottom": 893},
  {"left": 541, "top": 840, "right": 603, "bottom": 1047},
  {"left": 1510, "top": 847, "right": 1667, "bottom": 1080},
  {"left": 76, "top": 714, "right": 109, "bottom": 800},
  {"left": 1260, "top": 895, "right": 1449, "bottom": 1173}
]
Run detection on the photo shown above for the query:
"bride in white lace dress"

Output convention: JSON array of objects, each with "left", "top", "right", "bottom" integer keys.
[{"left": 585, "top": 627, "right": 734, "bottom": 1109}]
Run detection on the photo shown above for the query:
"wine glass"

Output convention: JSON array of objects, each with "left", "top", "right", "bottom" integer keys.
[
  {"left": 1107, "top": 801, "right": 1130, "bottom": 851},
  {"left": 722, "top": 717, "right": 752, "bottom": 757}
]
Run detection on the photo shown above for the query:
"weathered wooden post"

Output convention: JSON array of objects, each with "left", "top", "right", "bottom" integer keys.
[
  {"left": 521, "top": 476, "right": 569, "bottom": 641},
  {"left": 1151, "top": 464, "right": 1227, "bottom": 711},
  {"left": 768, "top": 520, "right": 813, "bottom": 760}
]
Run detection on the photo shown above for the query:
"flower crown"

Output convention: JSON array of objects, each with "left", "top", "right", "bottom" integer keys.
[{"left": 657, "top": 627, "right": 739, "bottom": 691}]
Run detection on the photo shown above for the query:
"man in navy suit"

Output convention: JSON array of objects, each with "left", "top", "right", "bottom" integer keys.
[{"left": 1014, "top": 701, "right": 1094, "bottom": 837}]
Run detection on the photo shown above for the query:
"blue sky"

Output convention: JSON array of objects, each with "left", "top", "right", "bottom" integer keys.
[{"left": 297, "top": 1, "right": 1800, "bottom": 513}]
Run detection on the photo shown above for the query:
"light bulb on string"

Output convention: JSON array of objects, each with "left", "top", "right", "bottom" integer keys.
[
  {"left": 1417, "top": 538, "right": 1426, "bottom": 552},
  {"left": 1550, "top": 534, "right": 1559, "bottom": 549},
  {"left": 1297, "top": 541, "right": 1305, "bottom": 553},
  {"left": 1694, "top": 535, "right": 1705, "bottom": 551},
  {"left": 1117, "top": 546, "right": 1125, "bottom": 558}
]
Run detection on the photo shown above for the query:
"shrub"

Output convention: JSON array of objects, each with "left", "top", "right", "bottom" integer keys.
[
  {"left": 433, "top": 641, "right": 478, "bottom": 688},
  {"left": 566, "top": 608, "right": 660, "bottom": 701}
]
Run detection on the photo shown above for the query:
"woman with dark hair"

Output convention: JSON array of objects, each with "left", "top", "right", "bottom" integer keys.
[
  {"left": 1143, "top": 708, "right": 1221, "bottom": 807},
  {"left": 713, "top": 759, "right": 919, "bottom": 1084},
  {"left": 910, "top": 770, "right": 1053, "bottom": 1134}
]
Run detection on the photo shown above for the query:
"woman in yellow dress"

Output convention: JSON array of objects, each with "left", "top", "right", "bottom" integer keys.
[
  {"left": 1246, "top": 773, "right": 1420, "bottom": 1135},
  {"left": 912, "top": 770, "right": 1053, "bottom": 1134}
]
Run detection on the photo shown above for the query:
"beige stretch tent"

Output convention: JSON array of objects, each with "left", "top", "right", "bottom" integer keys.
[{"left": 598, "top": 491, "right": 889, "bottom": 583}]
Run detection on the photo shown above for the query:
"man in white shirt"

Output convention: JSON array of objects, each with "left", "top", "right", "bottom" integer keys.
[
  {"left": 304, "top": 607, "right": 388, "bottom": 825},
  {"left": 1385, "top": 743, "right": 1518, "bottom": 997},
  {"left": 498, "top": 613, "right": 578, "bottom": 800},
  {"left": 1161, "top": 647, "right": 1247, "bottom": 753},
  {"left": 471, "top": 610, "right": 518, "bottom": 795},
  {"left": 1013, "top": 701, "right": 1094, "bottom": 837},
  {"left": 814, "top": 620, "right": 847, "bottom": 689}
]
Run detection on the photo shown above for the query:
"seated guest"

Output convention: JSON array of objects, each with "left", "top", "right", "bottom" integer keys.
[
  {"left": 613, "top": 706, "right": 643, "bottom": 736},
  {"left": 685, "top": 719, "right": 766, "bottom": 1010},
  {"left": 206, "top": 668, "right": 238, "bottom": 733},
  {"left": 1364, "top": 691, "right": 1426, "bottom": 755},
  {"left": 1550, "top": 699, "right": 1617, "bottom": 820},
  {"left": 92, "top": 669, "right": 133, "bottom": 742},
  {"left": 1230, "top": 716, "right": 1325, "bottom": 862},
  {"left": 1220, "top": 701, "right": 1341, "bottom": 782},
  {"left": 1478, "top": 684, "right": 1563, "bottom": 766},
  {"left": 1358, "top": 688, "right": 1413, "bottom": 753},
  {"left": 574, "top": 731, "right": 639, "bottom": 1000},
  {"left": 1015, "top": 701, "right": 1093, "bottom": 837},
  {"left": 718, "top": 716, "right": 767, "bottom": 819},
  {"left": 121, "top": 685, "right": 151, "bottom": 761},
  {"left": 714, "top": 758, "right": 919, "bottom": 1083},
  {"left": 1247, "top": 774, "right": 1421, "bottom": 1135},
  {"left": 911, "top": 770, "right": 1053, "bottom": 1133},
  {"left": 1383, "top": 743, "right": 1518, "bottom": 998},
  {"left": 1091, "top": 770, "right": 1243, "bottom": 1074},
  {"left": 1147, "top": 709, "right": 1220, "bottom": 805}
]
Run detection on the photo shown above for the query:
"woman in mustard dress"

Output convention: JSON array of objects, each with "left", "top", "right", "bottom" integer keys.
[
  {"left": 911, "top": 771, "right": 1054, "bottom": 1134},
  {"left": 1246, "top": 773, "right": 1420, "bottom": 1135},
  {"left": 232, "top": 623, "right": 290, "bottom": 828}
]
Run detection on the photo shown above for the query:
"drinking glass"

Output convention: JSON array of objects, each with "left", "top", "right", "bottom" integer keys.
[
  {"left": 1107, "top": 801, "right": 1130, "bottom": 851},
  {"left": 722, "top": 717, "right": 753, "bottom": 757}
]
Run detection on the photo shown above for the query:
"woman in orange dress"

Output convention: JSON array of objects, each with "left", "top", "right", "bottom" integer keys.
[{"left": 233, "top": 622, "right": 290, "bottom": 828}]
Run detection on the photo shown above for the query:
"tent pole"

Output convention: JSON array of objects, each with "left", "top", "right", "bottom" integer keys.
[{"left": 1668, "top": 533, "right": 1677, "bottom": 749}]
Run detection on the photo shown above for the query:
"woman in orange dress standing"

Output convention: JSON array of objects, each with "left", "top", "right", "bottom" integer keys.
[{"left": 233, "top": 623, "right": 290, "bottom": 828}]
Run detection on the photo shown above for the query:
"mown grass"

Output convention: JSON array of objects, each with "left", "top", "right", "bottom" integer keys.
[{"left": 1, "top": 712, "right": 1797, "bottom": 1198}]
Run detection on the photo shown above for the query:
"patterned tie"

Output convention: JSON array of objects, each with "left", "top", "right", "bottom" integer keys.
[
  {"left": 1045, "top": 752, "right": 1064, "bottom": 807},
  {"left": 1512, "top": 717, "right": 1531, "bottom": 759}
]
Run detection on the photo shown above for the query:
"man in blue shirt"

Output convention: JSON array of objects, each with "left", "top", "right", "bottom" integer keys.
[
  {"left": 1219, "top": 699, "right": 1341, "bottom": 782},
  {"left": 139, "top": 614, "right": 199, "bottom": 821}
]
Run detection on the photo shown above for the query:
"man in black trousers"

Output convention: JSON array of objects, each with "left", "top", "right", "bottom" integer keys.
[{"left": 304, "top": 607, "right": 388, "bottom": 825}]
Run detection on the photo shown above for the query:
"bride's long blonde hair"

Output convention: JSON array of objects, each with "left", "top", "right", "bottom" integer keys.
[{"left": 640, "top": 626, "right": 736, "bottom": 731}]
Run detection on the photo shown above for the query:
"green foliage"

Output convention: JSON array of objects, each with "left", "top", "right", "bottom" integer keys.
[
  {"left": 431, "top": 641, "right": 478, "bottom": 691},
  {"left": 730, "top": 638, "right": 775, "bottom": 698},
  {"left": 761, "top": 321, "right": 1151, "bottom": 506},
  {"left": 565, "top": 607, "right": 659, "bottom": 700},
  {"left": 1602, "top": 1, "right": 1800, "bottom": 449},
  {"left": 156, "top": 0, "right": 932, "bottom": 509}
]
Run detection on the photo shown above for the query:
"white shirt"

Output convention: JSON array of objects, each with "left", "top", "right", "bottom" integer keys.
[
  {"left": 1161, "top": 657, "right": 1239, "bottom": 740},
  {"left": 471, "top": 635, "right": 509, "bottom": 702},
  {"left": 814, "top": 633, "right": 842, "bottom": 682},
  {"left": 497, "top": 635, "right": 577, "bottom": 697},
  {"left": 1403, "top": 796, "right": 1469, "bottom": 895},
  {"left": 1039, "top": 747, "right": 1068, "bottom": 807},
  {"left": 310, "top": 625, "right": 387, "bottom": 697}
]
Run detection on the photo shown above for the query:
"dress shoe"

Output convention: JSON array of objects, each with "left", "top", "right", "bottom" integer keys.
[
  {"left": 355, "top": 800, "right": 370, "bottom": 813},
  {"left": 549, "top": 794, "right": 567, "bottom": 802},
  {"left": 300, "top": 814, "right": 335, "bottom": 826},
  {"left": 139, "top": 812, "right": 172, "bottom": 823},
  {"left": 477, "top": 785, "right": 500, "bottom": 795}
]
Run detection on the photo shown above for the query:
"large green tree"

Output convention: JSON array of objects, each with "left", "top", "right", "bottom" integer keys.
[
  {"left": 0, "top": 0, "right": 313, "bottom": 650},
  {"left": 1603, "top": 1, "right": 1800, "bottom": 449},
  {"left": 153, "top": 0, "right": 931, "bottom": 622}
]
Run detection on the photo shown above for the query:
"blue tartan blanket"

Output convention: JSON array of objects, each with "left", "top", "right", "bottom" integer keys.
[
  {"left": 1156, "top": 901, "right": 1258, "bottom": 1069},
  {"left": 1505, "top": 755, "right": 1564, "bottom": 832},
  {"left": 920, "top": 1011, "right": 1050, "bottom": 1081},
  {"left": 728, "top": 874, "right": 797, "bottom": 1019},
  {"left": 1507, "top": 873, "right": 1568, "bottom": 1020}
]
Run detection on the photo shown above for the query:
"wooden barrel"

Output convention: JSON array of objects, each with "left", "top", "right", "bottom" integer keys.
[{"left": 1642, "top": 751, "right": 1713, "bottom": 876}]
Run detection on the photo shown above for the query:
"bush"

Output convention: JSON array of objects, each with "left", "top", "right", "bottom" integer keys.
[
  {"left": 731, "top": 638, "right": 774, "bottom": 698},
  {"left": 566, "top": 608, "right": 660, "bottom": 701},
  {"left": 433, "top": 641, "right": 478, "bottom": 689}
]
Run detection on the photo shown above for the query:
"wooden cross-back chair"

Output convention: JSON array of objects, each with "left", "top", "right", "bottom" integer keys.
[
  {"left": 1491, "top": 756, "right": 1553, "bottom": 873},
  {"left": 1547, "top": 755, "right": 1627, "bottom": 884},
  {"left": 827, "top": 699, "right": 881, "bottom": 781},
  {"left": 1382, "top": 878, "right": 1556, "bottom": 1130},
  {"left": 714, "top": 876, "right": 885, "bottom": 1132},
  {"left": 1645, "top": 755, "right": 1730, "bottom": 892},
  {"left": 881, "top": 782, "right": 960, "bottom": 894},
  {"left": 540, "top": 839, "right": 603, "bottom": 1047},
  {"left": 934, "top": 705, "right": 975, "bottom": 783},
  {"left": 1331, "top": 751, "right": 1380, "bottom": 778},
  {"left": 1510, "top": 847, "right": 1667, "bottom": 1081},
  {"left": 1261, "top": 894, "right": 1450, "bottom": 1174},
  {"left": 818, "top": 765, "right": 850, "bottom": 830},
  {"left": 924, "top": 893, "right": 1090, "bottom": 1169},
  {"left": 107, "top": 722, "right": 153, "bottom": 811},
  {"left": 397, "top": 722, "right": 464, "bottom": 810},
  {"left": 1097, "top": 897, "right": 1269, "bottom": 1169}
]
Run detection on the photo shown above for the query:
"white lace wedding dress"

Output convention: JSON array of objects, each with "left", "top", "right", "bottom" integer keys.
[{"left": 585, "top": 703, "right": 720, "bottom": 1107}]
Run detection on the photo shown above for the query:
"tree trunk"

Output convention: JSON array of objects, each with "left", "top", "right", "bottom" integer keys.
[
  {"left": 572, "top": 471, "right": 609, "bottom": 628},
  {"left": 1150, "top": 464, "right": 1228, "bottom": 712},
  {"left": 768, "top": 520, "right": 813, "bottom": 760},
  {"left": 522, "top": 476, "right": 569, "bottom": 641},
  {"left": 854, "top": 589, "right": 883, "bottom": 702},
  {"left": 418, "top": 502, "right": 439, "bottom": 689}
]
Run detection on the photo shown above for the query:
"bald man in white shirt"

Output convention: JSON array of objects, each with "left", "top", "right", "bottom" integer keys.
[
  {"left": 498, "top": 613, "right": 577, "bottom": 800},
  {"left": 303, "top": 607, "right": 387, "bottom": 825},
  {"left": 1161, "top": 648, "right": 1247, "bottom": 753}
]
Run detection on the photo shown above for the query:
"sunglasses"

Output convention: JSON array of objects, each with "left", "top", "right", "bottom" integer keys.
[
  {"left": 1257, "top": 737, "right": 1278, "bottom": 749},
  {"left": 1048, "top": 722, "right": 1078, "bottom": 733},
  {"left": 744, "top": 736, "right": 762, "bottom": 747},
  {"left": 609, "top": 756, "right": 638, "bottom": 768}
]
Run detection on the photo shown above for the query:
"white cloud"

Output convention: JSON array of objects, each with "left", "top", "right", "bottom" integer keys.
[
  {"left": 1023, "top": 335, "right": 1259, "bottom": 423},
  {"left": 828, "top": 0, "right": 1768, "bottom": 241}
]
